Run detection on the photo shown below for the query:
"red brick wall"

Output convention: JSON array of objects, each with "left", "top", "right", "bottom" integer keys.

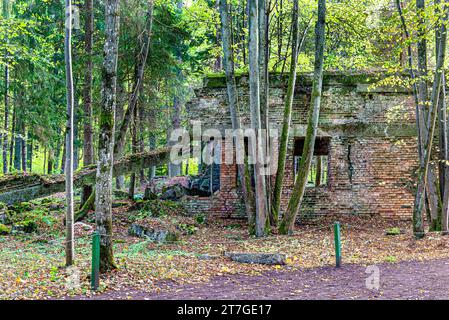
[{"left": 186, "top": 73, "right": 420, "bottom": 220}]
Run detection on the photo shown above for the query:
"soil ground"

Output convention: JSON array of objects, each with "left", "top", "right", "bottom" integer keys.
[{"left": 77, "top": 258, "right": 449, "bottom": 300}]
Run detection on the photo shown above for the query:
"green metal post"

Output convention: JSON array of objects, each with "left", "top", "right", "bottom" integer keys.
[
  {"left": 91, "top": 230, "right": 100, "bottom": 290},
  {"left": 334, "top": 222, "right": 341, "bottom": 268}
]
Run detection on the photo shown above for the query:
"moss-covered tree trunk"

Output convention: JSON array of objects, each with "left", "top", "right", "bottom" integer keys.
[
  {"left": 249, "top": 0, "right": 268, "bottom": 237},
  {"left": 271, "top": 0, "right": 300, "bottom": 225},
  {"left": 258, "top": 0, "right": 272, "bottom": 223},
  {"left": 2, "top": 0, "right": 9, "bottom": 175},
  {"left": 219, "top": 0, "right": 256, "bottom": 233},
  {"left": 414, "top": 0, "right": 448, "bottom": 237},
  {"left": 81, "top": 0, "right": 94, "bottom": 206},
  {"left": 96, "top": 0, "right": 120, "bottom": 273},
  {"left": 279, "top": 0, "right": 326, "bottom": 235}
]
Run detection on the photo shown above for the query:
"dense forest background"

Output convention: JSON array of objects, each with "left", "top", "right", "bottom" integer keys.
[{"left": 0, "top": 0, "right": 431, "bottom": 178}]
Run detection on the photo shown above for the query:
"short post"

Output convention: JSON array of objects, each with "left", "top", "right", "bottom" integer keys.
[
  {"left": 334, "top": 222, "right": 341, "bottom": 268},
  {"left": 91, "top": 230, "right": 100, "bottom": 290}
]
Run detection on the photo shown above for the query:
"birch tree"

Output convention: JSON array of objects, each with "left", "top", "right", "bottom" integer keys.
[
  {"left": 64, "top": 0, "right": 75, "bottom": 266},
  {"left": 279, "top": 0, "right": 326, "bottom": 235},
  {"left": 96, "top": 0, "right": 120, "bottom": 272}
]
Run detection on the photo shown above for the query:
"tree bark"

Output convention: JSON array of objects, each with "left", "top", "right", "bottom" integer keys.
[
  {"left": 96, "top": 0, "right": 120, "bottom": 273},
  {"left": 249, "top": 0, "right": 269, "bottom": 237},
  {"left": 64, "top": 0, "right": 75, "bottom": 266},
  {"left": 81, "top": 0, "right": 94, "bottom": 206},
  {"left": 9, "top": 106, "right": 15, "bottom": 171},
  {"left": 414, "top": 0, "right": 448, "bottom": 237},
  {"left": 219, "top": 0, "right": 256, "bottom": 233},
  {"left": 168, "top": 96, "right": 182, "bottom": 177},
  {"left": 279, "top": 0, "right": 326, "bottom": 235},
  {"left": 21, "top": 125, "right": 26, "bottom": 172},
  {"left": 2, "top": 0, "right": 9, "bottom": 175},
  {"left": 396, "top": 0, "right": 429, "bottom": 237},
  {"left": 272, "top": 0, "right": 300, "bottom": 225},
  {"left": 128, "top": 105, "right": 138, "bottom": 199},
  {"left": 113, "top": 0, "right": 154, "bottom": 160}
]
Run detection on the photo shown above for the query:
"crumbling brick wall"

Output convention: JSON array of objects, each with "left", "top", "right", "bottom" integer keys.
[{"left": 186, "top": 72, "right": 419, "bottom": 220}]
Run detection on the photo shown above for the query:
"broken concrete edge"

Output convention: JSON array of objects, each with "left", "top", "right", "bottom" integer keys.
[
  {"left": 203, "top": 70, "right": 404, "bottom": 90},
  {"left": 224, "top": 252, "right": 287, "bottom": 265}
]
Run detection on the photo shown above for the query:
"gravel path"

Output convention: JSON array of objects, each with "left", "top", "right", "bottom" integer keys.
[{"left": 88, "top": 258, "right": 449, "bottom": 300}]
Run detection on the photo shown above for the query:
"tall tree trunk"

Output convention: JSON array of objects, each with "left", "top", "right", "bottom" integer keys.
[
  {"left": 73, "top": 97, "right": 80, "bottom": 171},
  {"left": 258, "top": 0, "right": 272, "bottom": 223},
  {"left": 114, "top": 85, "right": 125, "bottom": 189},
  {"left": 65, "top": 0, "right": 75, "bottom": 266},
  {"left": 81, "top": 0, "right": 94, "bottom": 205},
  {"left": 113, "top": 0, "right": 154, "bottom": 160},
  {"left": 148, "top": 132, "right": 156, "bottom": 181},
  {"left": 27, "top": 136, "right": 32, "bottom": 172},
  {"left": 272, "top": 0, "right": 300, "bottom": 224},
  {"left": 315, "top": 156, "right": 322, "bottom": 186},
  {"left": 21, "top": 125, "right": 26, "bottom": 172},
  {"left": 8, "top": 106, "right": 14, "bottom": 171},
  {"left": 168, "top": 96, "right": 182, "bottom": 177},
  {"left": 219, "top": 0, "right": 256, "bottom": 233},
  {"left": 13, "top": 118, "right": 20, "bottom": 171},
  {"left": 249, "top": 0, "right": 268, "bottom": 237},
  {"left": 138, "top": 90, "right": 145, "bottom": 186},
  {"left": 279, "top": 0, "right": 326, "bottom": 235},
  {"left": 396, "top": 0, "right": 429, "bottom": 237},
  {"left": 128, "top": 106, "right": 138, "bottom": 199},
  {"left": 95, "top": 0, "right": 120, "bottom": 273},
  {"left": 2, "top": 0, "right": 9, "bottom": 175},
  {"left": 414, "top": 0, "right": 448, "bottom": 237}
]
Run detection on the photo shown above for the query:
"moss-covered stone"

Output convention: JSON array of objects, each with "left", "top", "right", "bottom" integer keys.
[
  {"left": 385, "top": 227, "right": 401, "bottom": 235},
  {"left": 12, "top": 220, "right": 38, "bottom": 233},
  {"left": 0, "top": 223, "right": 10, "bottom": 235},
  {"left": 11, "top": 202, "right": 34, "bottom": 213}
]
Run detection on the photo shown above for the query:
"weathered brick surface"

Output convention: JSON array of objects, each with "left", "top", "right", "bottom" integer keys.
[{"left": 185, "top": 72, "right": 419, "bottom": 220}]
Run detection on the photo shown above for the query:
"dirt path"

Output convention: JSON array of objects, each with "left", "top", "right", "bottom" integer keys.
[{"left": 85, "top": 258, "right": 449, "bottom": 300}]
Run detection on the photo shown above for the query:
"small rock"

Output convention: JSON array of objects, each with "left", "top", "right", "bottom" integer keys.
[
  {"left": 197, "top": 254, "right": 220, "bottom": 260},
  {"left": 74, "top": 222, "right": 93, "bottom": 231},
  {"left": 128, "top": 223, "right": 179, "bottom": 243},
  {"left": 12, "top": 220, "right": 38, "bottom": 234},
  {"left": 49, "top": 203, "right": 65, "bottom": 211},
  {"left": 160, "top": 184, "right": 187, "bottom": 201},
  {"left": 0, "top": 213, "right": 9, "bottom": 225}
]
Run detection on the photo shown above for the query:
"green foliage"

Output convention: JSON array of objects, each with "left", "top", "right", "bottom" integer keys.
[
  {"left": 0, "top": 223, "right": 10, "bottom": 235},
  {"left": 177, "top": 223, "right": 198, "bottom": 235},
  {"left": 385, "top": 227, "right": 401, "bottom": 235},
  {"left": 130, "top": 199, "right": 185, "bottom": 221},
  {"left": 194, "top": 212, "right": 206, "bottom": 225},
  {"left": 385, "top": 255, "right": 398, "bottom": 263}
]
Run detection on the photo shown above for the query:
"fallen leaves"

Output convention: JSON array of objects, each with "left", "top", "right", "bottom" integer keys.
[{"left": 1, "top": 199, "right": 449, "bottom": 299}]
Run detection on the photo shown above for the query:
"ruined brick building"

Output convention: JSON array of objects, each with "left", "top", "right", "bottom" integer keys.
[{"left": 183, "top": 71, "right": 418, "bottom": 220}]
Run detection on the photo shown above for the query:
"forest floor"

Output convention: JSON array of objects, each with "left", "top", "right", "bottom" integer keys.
[
  {"left": 78, "top": 258, "right": 449, "bottom": 300},
  {"left": 1, "top": 195, "right": 449, "bottom": 299}
]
